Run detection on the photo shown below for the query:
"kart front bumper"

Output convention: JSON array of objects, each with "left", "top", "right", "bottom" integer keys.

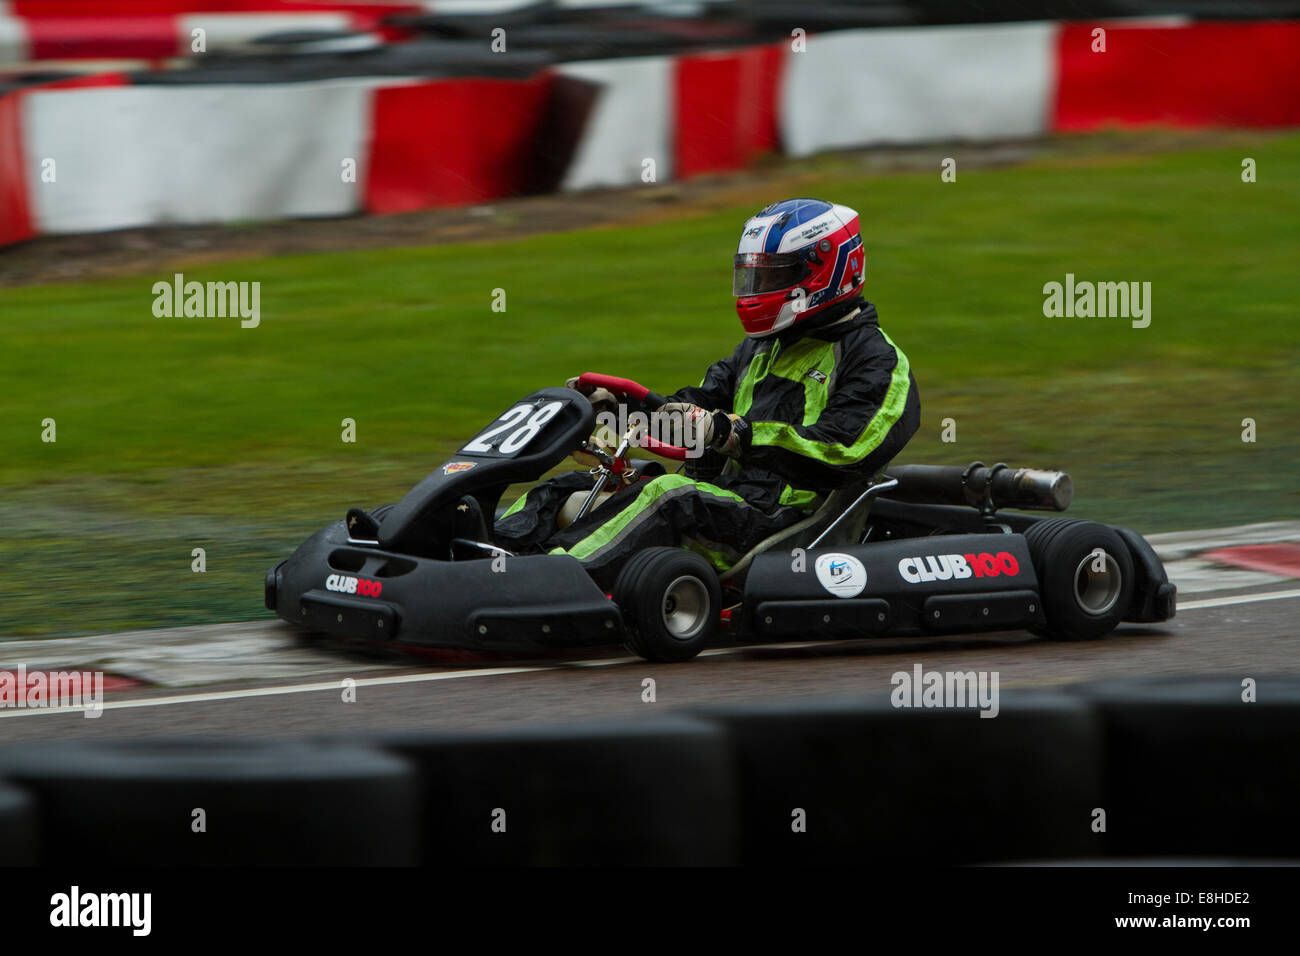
[{"left": 267, "top": 520, "right": 623, "bottom": 650}]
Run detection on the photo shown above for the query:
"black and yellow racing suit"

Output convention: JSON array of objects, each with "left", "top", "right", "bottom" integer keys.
[{"left": 495, "top": 296, "right": 921, "bottom": 586}]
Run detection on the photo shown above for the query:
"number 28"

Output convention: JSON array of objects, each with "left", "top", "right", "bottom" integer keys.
[{"left": 464, "top": 401, "right": 564, "bottom": 455}]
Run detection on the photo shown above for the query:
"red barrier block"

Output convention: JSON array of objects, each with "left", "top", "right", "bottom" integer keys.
[
  {"left": 674, "top": 42, "right": 784, "bottom": 179},
  {"left": 364, "top": 74, "right": 556, "bottom": 214},
  {"left": 0, "top": 91, "right": 34, "bottom": 247},
  {"left": 26, "top": 16, "right": 181, "bottom": 60},
  {"left": 9, "top": 1, "right": 411, "bottom": 15},
  {"left": 1053, "top": 21, "right": 1300, "bottom": 130}
]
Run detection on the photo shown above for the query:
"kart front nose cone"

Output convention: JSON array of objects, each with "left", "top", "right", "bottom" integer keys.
[
  {"left": 662, "top": 575, "right": 709, "bottom": 641},
  {"left": 265, "top": 562, "right": 283, "bottom": 611}
]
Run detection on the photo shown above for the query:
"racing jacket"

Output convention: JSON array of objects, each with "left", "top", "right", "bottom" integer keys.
[{"left": 667, "top": 297, "right": 920, "bottom": 510}]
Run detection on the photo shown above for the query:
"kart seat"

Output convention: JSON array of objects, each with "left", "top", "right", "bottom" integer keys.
[{"left": 720, "top": 478, "right": 884, "bottom": 585}]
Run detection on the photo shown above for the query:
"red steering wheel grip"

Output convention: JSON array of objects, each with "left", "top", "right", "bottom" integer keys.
[
  {"left": 574, "top": 373, "right": 650, "bottom": 401},
  {"left": 639, "top": 436, "right": 689, "bottom": 461}
]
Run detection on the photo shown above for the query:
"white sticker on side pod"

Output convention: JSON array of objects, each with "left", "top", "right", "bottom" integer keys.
[{"left": 815, "top": 553, "right": 867, "bottom": 598}]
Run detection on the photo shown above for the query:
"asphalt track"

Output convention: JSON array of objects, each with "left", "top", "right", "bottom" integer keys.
[{"left": 1, "top": 547, "right": 1296, "bottom": 744}]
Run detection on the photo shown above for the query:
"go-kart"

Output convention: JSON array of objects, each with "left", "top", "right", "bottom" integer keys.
[{"left": 265, "top": 374, "right": 1176, "bottom": 662}]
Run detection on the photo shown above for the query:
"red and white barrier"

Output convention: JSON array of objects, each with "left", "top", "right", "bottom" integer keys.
[
  {"left": 0, "top": 2, "right": 415, "bottom": 64},
  {"left": 2, "top": 18, "right": 1298, "bottom": 247},
  {"left": 558, "top": 56, "right": 676, "bottom": 190},
  {"left": 557, "top": 42, "right": 784, "bottom": 190}
]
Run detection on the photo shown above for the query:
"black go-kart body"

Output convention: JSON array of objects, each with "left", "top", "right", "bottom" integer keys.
[{"left": 266, "top": 384, "right": 1176, "bottom": 662}]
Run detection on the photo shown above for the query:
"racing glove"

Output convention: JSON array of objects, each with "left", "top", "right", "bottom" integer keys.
[
  {"left": 565, "top": 376, "right": 618, "bottom": 413},
  {"left": 657, "top": 403, "right": 748, "bottom": 459}
]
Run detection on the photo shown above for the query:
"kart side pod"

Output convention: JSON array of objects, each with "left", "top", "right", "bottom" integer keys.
[{"left": 740, "top": 534, "right": 1045, "bottom": 640}]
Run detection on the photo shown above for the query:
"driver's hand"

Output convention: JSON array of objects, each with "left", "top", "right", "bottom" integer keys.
[
  {"left": 656, "top": 402, "right": 716, "bottom": 455},
  {"left": 565, "top": 377, "right": 617, "bottom": 412},
  {"left": 657, "top": 403, "right": 745, "bottom": 459},
  {"left": 572, "top": 435, "right": 616, "bottom": 469}
]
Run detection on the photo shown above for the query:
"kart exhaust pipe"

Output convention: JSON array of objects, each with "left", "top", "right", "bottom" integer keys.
[{"left": 887, "top": 462, "right": 1072, "bottom": 513}]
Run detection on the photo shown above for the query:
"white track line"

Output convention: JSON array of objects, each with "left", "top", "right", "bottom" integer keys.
[
  {"left": 0, "top": 665, "right": 569, "bottom": 719},
  {"left": 0, "top": 643, "right": 849, "bottom": 719},
  {"left": 1175, "top": 587, "right": 1300, "bottom": 611},
  {"left": 4, "top": 589, "right": 1297, "bottom": 720}
]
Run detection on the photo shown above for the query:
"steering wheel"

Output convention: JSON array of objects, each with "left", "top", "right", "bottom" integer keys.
[{"left": 574, "top": 372, "right": 689, "bottom": 461}]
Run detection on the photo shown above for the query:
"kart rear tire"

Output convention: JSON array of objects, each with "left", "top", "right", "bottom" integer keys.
[
  {"left": 615, "top": 548, "right": 720, "bottom": 663},
  {"left": 1025, "top": 518, "right": 1134, "bottom": 641}
]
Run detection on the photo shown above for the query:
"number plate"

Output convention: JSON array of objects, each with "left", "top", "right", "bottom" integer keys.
[{"left": 459, "top": 399, "right": 567, "bottom": 458}]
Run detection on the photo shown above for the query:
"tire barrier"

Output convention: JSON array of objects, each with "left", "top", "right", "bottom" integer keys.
[
  {"left": 366, "top": 716, "right": 740, "bottom": 866},
  {"left": 0, "top": 782, "right": 37, "bottom": 866},
  {"left": 690, "top": 690, "right": 1103, "bottom": 865},
  {"left": 0, "top": 739, "right": 421, "bottom": 866},
  {"left": 0, "top": 675, "right": 1296, "bottom": 865},
  {"left": 1063, "top": 675, "right": 1300, "bottom": 860}
]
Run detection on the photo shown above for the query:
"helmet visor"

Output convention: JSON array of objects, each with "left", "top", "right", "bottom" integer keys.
[{"left": 733, "top": 252, "right": 807, "bottom": 296}]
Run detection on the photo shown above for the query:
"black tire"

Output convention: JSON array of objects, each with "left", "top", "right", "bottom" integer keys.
[
  {"left": 0, "top": 782, "right": 37, "bottom": 865},
  {"left": 369, "top": 716, "right": 739, "bottom": 865},
  {"left": 614, "top": 548, "right": 720, "bottom": 663},
  {"left": 1024, "top": 518, "right": 1134, "bottom": 641},
  {"left": 0, "top": 739, "right": 420, "bottom": 865}
]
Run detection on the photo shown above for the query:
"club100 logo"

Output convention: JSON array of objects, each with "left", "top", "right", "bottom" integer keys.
[
  {"left": 897, "top": 551, "right": 1020, "bottom": 584},
  {"left": 325, "top": 574, "right": 383, "bottom": 597}
]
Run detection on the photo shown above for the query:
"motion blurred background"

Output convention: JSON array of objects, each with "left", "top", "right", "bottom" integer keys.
[{"left": 1, "top": 0, "right": 1297, "bottom": 637}]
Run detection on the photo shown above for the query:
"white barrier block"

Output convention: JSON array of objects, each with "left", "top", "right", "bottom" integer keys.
[
  {"left": 24, "top": 81, "right": 373, "bottom": 234},
  {"left": 781, "top": 23, "right": 1057, "bottom": 156},
  {"left": 558, "top": 55, "right": 673, "bottom": 190},
  {"left": 0, "top": 14, "right": 29, "bottom": 67},
  {"left": 177, "top": 13, "right": 353, "bottom": 53}
]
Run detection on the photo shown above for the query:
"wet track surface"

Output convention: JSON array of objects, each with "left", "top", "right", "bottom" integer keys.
[{"left": 1, "top": 583, "right": 1294, "bottom": 743}]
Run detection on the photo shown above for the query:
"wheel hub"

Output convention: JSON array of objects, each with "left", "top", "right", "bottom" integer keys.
[
  {"left": 661, "top": 576, "right": 708, "bottom": 641},
  {"left": 1073, "top": 550, "right": 1122, "bottom": 615}
]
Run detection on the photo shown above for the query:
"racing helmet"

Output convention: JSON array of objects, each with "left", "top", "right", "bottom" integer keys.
[{"left": 733, "top": 198, "right": 865, "bottom": 337}]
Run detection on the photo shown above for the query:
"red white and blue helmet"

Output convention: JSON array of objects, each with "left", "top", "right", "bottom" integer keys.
[{"left": 733, "top": 198, "right": 864, "bottom": 337}]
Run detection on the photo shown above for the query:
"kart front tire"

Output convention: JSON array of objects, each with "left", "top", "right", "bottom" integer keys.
[
  {"left": 614, "top": 548, "right": 720, "bottom": 663},
  {"left": 1025, "top": 518, "right": 1134, "bottom": 641}
]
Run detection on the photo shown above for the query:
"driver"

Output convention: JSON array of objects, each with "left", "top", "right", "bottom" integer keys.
[{"left": 495, "top": 198, "right": 921, "bottom": 587}]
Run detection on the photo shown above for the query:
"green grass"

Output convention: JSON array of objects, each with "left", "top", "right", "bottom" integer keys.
[{"left": 3, "top": 132, "right": 1298, "bottom": 637}]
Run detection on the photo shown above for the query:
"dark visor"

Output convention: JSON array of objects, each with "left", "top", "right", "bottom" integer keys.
[{"left": 733, "top": 252, "right": 808, "bottom": 296}]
